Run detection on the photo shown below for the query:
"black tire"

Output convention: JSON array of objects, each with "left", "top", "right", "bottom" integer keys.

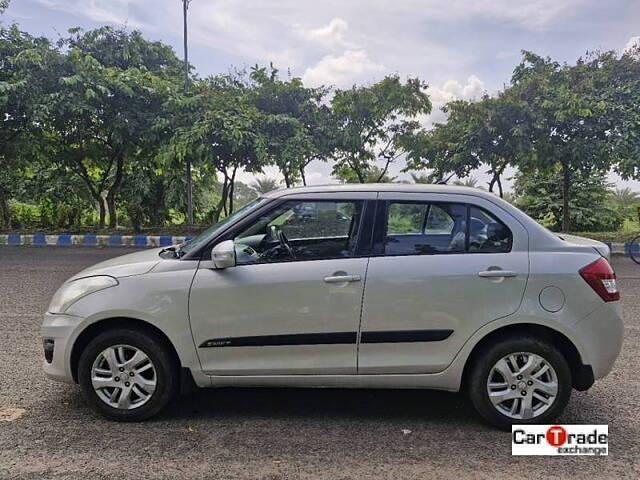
[
  {"left": 78, "top": 328, "right": 179, "bottom": 421},
  {"left": 467, "top": 336, "right": 572, "bottom": 430},
  {"left": 630, "top": 234, "right": 640, "bottom": 265}
]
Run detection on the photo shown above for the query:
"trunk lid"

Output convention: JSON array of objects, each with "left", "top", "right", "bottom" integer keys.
[{"left": 556, "top": 234, "right": 611, "bottom": 259}]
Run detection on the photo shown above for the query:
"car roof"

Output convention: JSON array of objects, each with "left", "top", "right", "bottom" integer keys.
[{"left": 262, "top": 183, "right": 494, "bottom": 199}]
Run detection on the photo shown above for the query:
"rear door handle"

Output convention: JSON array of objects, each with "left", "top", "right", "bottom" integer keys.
[
  {"left": 478, "top": 270, "right": 517, "bottom": 278},
  {"left": 323, "top": 275, "right": 361, "bottom": 283}
]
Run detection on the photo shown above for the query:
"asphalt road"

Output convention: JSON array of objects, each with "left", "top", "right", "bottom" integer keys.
[{"left": 0, "top": 248, "right": 639, "bottom": 479}]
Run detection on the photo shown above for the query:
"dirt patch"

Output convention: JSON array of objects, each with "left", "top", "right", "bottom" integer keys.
[{"left": 0, "top": 407, "right": 26, "bottom": 422}]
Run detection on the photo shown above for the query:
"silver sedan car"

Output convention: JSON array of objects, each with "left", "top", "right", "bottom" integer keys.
[{"left": 41, "top": 184, "right": 623, "bottom": 429}]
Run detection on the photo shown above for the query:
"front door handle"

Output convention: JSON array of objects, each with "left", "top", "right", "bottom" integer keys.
[
  {"left": 323, "top": 274, "right": 362, "bottom": 283},
  {"left": 478, "top": 270, "right": 517, "bottom": 278}
]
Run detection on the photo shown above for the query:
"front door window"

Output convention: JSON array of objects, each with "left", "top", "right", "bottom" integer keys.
[{"left": 234, "top": 200, "right": 363, "bottom": 265}]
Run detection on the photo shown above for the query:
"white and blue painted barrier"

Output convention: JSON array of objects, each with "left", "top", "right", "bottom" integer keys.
[
  {"left": 0, "top": 234, "right": 192, "bottom": 248},
  {"left": 0, "top": 235, "right": 636, "bottom": 256}
]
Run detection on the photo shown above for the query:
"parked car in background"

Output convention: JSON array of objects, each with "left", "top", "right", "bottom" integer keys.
[{"left": 41, "top": 184, "right": 623, "bottom": 429}]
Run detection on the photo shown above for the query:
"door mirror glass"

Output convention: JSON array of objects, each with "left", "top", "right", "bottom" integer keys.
[{"left": 211, "top": 240, "right": 236, "bottom": 269}]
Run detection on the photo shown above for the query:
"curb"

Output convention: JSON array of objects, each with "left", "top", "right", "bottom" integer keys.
[
  {"left": 604, "top": 242, "right": 637, "bottom": 257},
  {"left": 0, "top": 234, "right": 192, "bottom": 248},
  {"left": 0, "top": 235, "right": 636, "bottom": 256}
]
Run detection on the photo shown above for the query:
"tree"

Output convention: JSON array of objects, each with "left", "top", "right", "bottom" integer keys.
[
  {"left": 510, "top": 51, "right": 622, "bottom": 232},
  {"left": 250, "top": 176, "right": 280, "bottom": 194},
  {"left": 249, "top": 65, "right": 332, "bottom": 187},
  {"left": 609, "top": 187, "right": 640, "bottom": 222},
  {"left": 331, "top": 75, "right": 431, "bottom": 183},
  {"left": 406, "top": 91, "right": 530, "bottom": 197},
  {"left": 232, "top": 181, "right": 258, "bottom": 209},
  {"left": 513, "top": 166, "right": 622, "bottom": 232},
  {"left": 0, "top": 23, "right": 62, "bottom": 227},
  {"left": 333, "top": 165, "right": 396, "bottom": 183},
  {"left": 170, "top": 74, "right": 264, "bottom": 221},
  {"left": 45, "top": 27, "right": 183, "bottom": 227}
]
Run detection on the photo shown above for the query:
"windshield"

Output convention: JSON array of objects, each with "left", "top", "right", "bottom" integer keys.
[{"left": 180, "top": 197, "right": 269, "bottom": 255}]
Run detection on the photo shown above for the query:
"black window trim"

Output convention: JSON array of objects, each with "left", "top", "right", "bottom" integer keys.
[{"left": 373, "top": 199, "right": 513, "bottom": 258}]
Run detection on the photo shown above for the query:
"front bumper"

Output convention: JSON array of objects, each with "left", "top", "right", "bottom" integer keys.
[{"left": 40, "top": 312, "right": 84, "bottom": 383}]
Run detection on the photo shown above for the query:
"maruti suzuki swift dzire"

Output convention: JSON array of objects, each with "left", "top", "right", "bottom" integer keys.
[{"left": 41, "top": 184, "right": 623, "bottom": 429}]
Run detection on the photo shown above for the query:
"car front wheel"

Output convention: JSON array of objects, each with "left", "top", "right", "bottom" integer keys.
[
  {"left": 467, "top": 336, "right": 572, "bottom": 430},
  {"left": 78, "top": 328, "right": 179, "bottom": 421}
]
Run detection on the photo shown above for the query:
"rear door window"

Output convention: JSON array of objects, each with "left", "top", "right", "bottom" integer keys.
[
  {"left": 385, "top": 202, "right": 467, "bottom": 255},
  {"left": 383, "top": 201, "right": 512, "bottom": 256}
]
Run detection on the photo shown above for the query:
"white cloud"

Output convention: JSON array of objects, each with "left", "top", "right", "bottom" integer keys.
[
  {"left": 300, "top": 18, "right": 354, "bottom": 50},
  {"left": 35, "top": 0, "right": 148, "bottom": 28},
  {"left": 418, "top": 75, "right": 486, "bottom": 126},
  {"left": 624, "top": 36, "right": 640, "bottom": 53},
  {"left": 429, "top": 75, "right": 486, "bottom": 104},
  {"left": 302, "top": 49, "right": 385, "bottom": 88},
  {"left": 33, "top": 0, "right": 585, "bottom": 83}
]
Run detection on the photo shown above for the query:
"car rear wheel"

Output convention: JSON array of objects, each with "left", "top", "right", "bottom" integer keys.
[
  {"left": 467, "top": 336, "right": 572, "bottom": 430},
  {"left": 78, "top": 328, "right": 179, "bottom": 421}
]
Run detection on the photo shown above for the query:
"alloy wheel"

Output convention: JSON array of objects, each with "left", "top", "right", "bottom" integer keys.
[
  {"left": 486, "top": 352, "right": 559, "bottom": 420},
  {"left": 90, "top": 344, "right": 157, "bottom": 410}
]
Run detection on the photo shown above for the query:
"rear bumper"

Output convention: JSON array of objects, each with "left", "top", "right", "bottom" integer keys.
[
  {"left": 572, "top": 302, "right": 624, "bottom": 381},
  {"left": 40, "top": 312, "right": 84, "bottom": 383}
]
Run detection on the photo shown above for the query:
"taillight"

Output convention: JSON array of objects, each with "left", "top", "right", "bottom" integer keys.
[{"left": 579, "top": 257, "right": 620, "bottom": 302}]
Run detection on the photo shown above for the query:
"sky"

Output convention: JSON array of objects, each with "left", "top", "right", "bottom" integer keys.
[{"left": 4, "top": 0, "right": 640, "bottom": 191}]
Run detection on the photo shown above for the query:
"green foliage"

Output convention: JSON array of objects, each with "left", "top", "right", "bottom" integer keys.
[
  {"left": 249, "top": 65, "right": 333, "bottom": 187},
  {"left": 513, "top": 167, "right": 623, "bottom": 232},
  {"left": 608, "top": 187, "right": 640, "bottom": 223},
  {"left": 334, "top": 165, "right": 396, "bottom": 183},
  {"left": 407, "top": 91, "right": 530, "bottom": 197},
  {"left": 168, "top": 73, "right": 264, "bottom": 221},
  {"left": 331, "top": 75, "right": 431, "bottom": 183},
  {"left": 8, "top": 201, "right": 39, "bottom": 228},
  {"left": 1, "top": 16, "right": 639, "bottom": 237},
  {"left": 509, "top": 50, "right": 637, "bottom": 231}
]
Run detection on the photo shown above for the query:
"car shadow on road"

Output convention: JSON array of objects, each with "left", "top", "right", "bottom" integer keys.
[{"left": 167, "top": 387, "right": 482, "bottom": 425}]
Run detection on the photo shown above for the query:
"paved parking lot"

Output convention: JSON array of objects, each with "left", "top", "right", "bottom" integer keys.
[{"left": 0, "top": 248, "right": 639, "bottom": 479}]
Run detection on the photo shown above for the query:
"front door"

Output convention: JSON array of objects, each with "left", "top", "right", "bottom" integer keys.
[
  {"left": 189, "top": 194, "right": 374, "bottom": 375},
  {"left": 358, "top": 192, "right": 529, "bottom": 374}
]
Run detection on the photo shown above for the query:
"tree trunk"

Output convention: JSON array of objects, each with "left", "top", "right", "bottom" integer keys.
[
  {"left": 283, "top": 171, "right": 291, "bottom": 188},
  {"left": 228, "top": 168, "right": 237, "bottom": 214},
  {"left": 488, "top": 173, "right": 504, "bottom": 198},
  {"left": 299, "top": 167, "right": 307, "bottom": 186},
  {"left": 106, "top": 153, "right": 125, "bottom": 229},
  {"left": 561, "top": 165, "right": 571, "bottom": 233},
  {"left": 0, "top": 186, "right": 10, "bottom": 228},
  {"left": 106, "top": 194, "right": 117, "bottom": 229},
  {"left": 218, "top": 172, "right": 230, "bottom": 219},
  {"left": 98, "top": 196, "right": 106, "bottom": 228}
]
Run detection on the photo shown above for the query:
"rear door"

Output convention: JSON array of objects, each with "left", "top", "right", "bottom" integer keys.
[{"left": 358, "top": 192, "right": 529, "bottom": 374}]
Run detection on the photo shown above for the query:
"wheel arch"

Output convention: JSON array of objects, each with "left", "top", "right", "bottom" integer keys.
[
  {"left": 70, "top": 317, "right": 182, "bottom": 384},
  {"left": 460, "top": 323, "right": 594, "bottom": 392}
]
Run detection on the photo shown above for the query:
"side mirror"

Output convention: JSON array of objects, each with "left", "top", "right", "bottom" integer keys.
[{"left": 211, "top": 240, "right": 236, "bottom": 269}]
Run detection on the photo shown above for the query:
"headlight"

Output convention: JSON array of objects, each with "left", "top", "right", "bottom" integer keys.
[{"left": 48, "top": 276, "right": 118, "bottom": 314}]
